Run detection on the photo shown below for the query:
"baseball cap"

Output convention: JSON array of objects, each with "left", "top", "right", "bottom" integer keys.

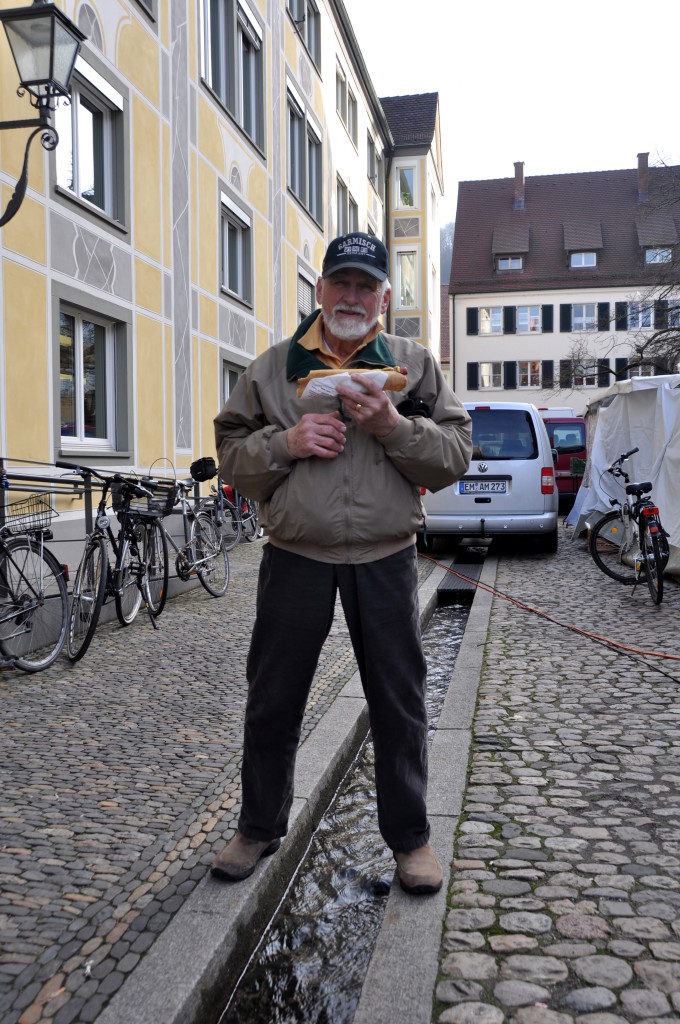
[{"left": 321, "top": 231, "right": 389, "bottom": 281}]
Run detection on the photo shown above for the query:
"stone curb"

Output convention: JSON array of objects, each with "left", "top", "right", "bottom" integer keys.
[{"left": 95, "top": 559, "right": 451, "bottom": 1024}]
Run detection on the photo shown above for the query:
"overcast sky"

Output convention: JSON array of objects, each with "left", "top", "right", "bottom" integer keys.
[{"left": 341, "top": 0, "right": 680, "bottom": 225}]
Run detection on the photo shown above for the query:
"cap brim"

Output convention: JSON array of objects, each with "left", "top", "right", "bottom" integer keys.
[{"left": 322, "top": 261, "right": 387, "bottom": 281}]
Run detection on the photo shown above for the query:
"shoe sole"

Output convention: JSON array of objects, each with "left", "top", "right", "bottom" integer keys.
[
  {"left": 396, "top": 874, "right": 442, "bottom": 895},
  {"left": 210, "top": 838, "right": 281, "bottom": 882}
]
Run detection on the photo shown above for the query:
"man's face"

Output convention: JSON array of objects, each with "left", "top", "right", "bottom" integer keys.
[{"left": 316, "top": 269, "right": 390, "bottom": 342}]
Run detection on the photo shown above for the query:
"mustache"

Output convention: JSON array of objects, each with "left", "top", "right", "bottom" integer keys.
[{"left": 332, "top": 304, "right": 366, "bottom": 316}]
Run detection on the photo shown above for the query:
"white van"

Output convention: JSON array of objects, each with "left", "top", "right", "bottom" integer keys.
[{"left": 421, "top": 401, "right": 559, "bottom": 552}]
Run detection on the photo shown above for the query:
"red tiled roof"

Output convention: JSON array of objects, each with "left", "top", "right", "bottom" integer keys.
[
  {"left": 380, "top": 93, "right": 438, "bottom": 147},
  {"left": 451, "top": 163, "right": 680, "bottom": 295}
]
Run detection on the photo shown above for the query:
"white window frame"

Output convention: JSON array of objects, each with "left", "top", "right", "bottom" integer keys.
[
  {"left": 348, "top": 193, "right": 359, "bottom": 232},
  {"left": 570, "top": 251, "right": 597, "bottom": 268},
  {"left": 518, "top": 360, "right": 541, "bottom": 388},
  {"left": 222, "top": 360, "right": 243, "bottom": 406},
  {"left": 573, "top": 363, "right": 598, "bottom": 387},
  {"left": 627, "top": 302, "right": 652, "bottom": 329},
  {"left": 220, "top": 191, "right": 252, "bottom": 304},
  {"left": 287, "top": 0, "right": 320, "bottom": 67},
  {"left": 480, "top": 306, "right": 502, "bottom": 334},
  {"left": 497, "top": 256, "right": 523, "bottom": 270},
  {"left": 347, "top": 86, "right": 358, "bottom": 146},
  {"left": 287, "top": 82, "right": 322, "bottom": 224},
  {"left": 573, "top": 303, "right": 596, "bottom": 331},
  {"left": 59, "top": 306, "right": 116, "bottom": 448},
  {"left": 668, "top": 300, "right": 680, "bottom": 329},
  {"left": 335, "top": 64, "right": 347, "bottom": 124},
  {"left": 480, "top": 361, "right": 502, "bottom": 389},
  {"left": 336, "top": 175, "right": 348, "bottom": 235},
  {"left": 396, "top": 164, "right": 416, "bottom": 209},
  {"left": 645, "top": 247, "right": 672, "bottom": 264},
  {"left": 396, "top": 250, "right": 417, "bottom": 309},
  {"left": 517, "top": 305, "right": 541, "bottom": 333},
  {"left": 297, "top": 267, "right": 315, "bottom": 324}
]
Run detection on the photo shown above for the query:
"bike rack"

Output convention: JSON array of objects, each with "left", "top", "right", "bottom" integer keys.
[{"left": 0, "top": 457, "right": 89, "bottom": 531}]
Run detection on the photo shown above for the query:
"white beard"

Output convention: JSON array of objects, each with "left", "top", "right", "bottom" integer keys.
[{"left": 325, "top": 307, "right": 378, "bottom": 342}]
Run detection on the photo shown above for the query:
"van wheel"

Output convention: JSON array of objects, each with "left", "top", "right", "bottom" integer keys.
[{"left": 536, "top": 529, "right": 558, "bottom": 554}]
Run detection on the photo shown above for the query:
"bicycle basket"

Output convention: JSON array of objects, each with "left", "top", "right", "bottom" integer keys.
[
  {"left": 4, "top": 493, "right": 56, "bottom": 534},
  {"left": 190, "top": 457, "right": 217, "bottom": 482},
  {"left": 111, "top": 479, "right": 178, "bottom": 518}
]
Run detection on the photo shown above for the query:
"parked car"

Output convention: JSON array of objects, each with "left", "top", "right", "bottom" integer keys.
[
  {"left": 420, "top": 401, "right": 559, "bottom": 552},
  {"left": 538, "top": 408, "right": 587, "bottom": 502}
]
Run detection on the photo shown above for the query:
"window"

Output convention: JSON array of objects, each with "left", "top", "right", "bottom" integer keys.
[
  {"left": 668, "top": 300, "right": 680, "bottom": 328},
  {"left": 628, "top": 302, "right": 652, "bottom": 329},
  {"left": 287, "top": 0, "right": 320, "bottom": 67},
  {"left": 518, "top": 360, "right": 541, "bottom": 387},
  {"left": 287, "top": 85, "right": 322, "bottom": 222},
  {"left": 297, "top": 271, "right": 315, "bottom": 323},
  {"left": 645, "top": 247, "right": 672, "bottom": 264},
  {"left": 222, "top": 360, "right": 243, "bottom": 405},
  {"left": 201, "top": 0, "right": 265, "bottom": 150},
  {"left": 480, "top": 362, "right": 502, "bottom": 389},
  {"left": 220, "top": 192, "right": 251, "bottom": 303},
  {"left": 396, "top": 252, "right": 417, "bottom": 308},
  {"left": 570, "top": 251, "right": 597, "bottom": 268},
  {"left": 398, "top": 166, "right": 415, "bottom": 208},
  {"left": 480, "top": 307, "right": 502, "bottom": 334},
  {"left": 517, "top": 306, "right": 540, "bottom": 333},
  {"left": 60, "top": 308, "right": 115, "bottom": 446},
  {"left": 349, "top": 194, "right": 359, "bottom": 232},
  {"left": 573, "top": 364, "right": 598, "bottom": 386},
  {"left": 376, "top": 152, "right": 384, "bottom": 200},
  {"left": 498, "top": 256, "right": 523, "bottom": 270},
  {"left": 336, "top": 65, "right": 347, "bottom": 123},
  {"left": 347, "top": 88, "right": 358, "bottom": 145},
  {"left": 573, "top": 303, "right": 596, "bottom": 331},
  {"left": 336, "top": 176, "right": 348, "bottom": 235},
  {"left": 55, "top": 61, "right": 124, "bottom": 220}
]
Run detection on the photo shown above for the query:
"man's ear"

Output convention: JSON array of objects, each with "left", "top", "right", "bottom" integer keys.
[
  {"left": 380, "top": 285, "right": 391, "bottom": 314},
  {"left": 315, "top": 276, "right": 324, "bottom": 304}
]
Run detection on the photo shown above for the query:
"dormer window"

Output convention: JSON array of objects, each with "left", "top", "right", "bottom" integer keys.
[
  {"left": 570, "top": 251, "right": 597, "bottom": 268},
  {"left": 497, "top": 256, "right": 523, "bottom": 271},
  {"left": 645, "top": 247, "right": 672, "bottom": 264}
]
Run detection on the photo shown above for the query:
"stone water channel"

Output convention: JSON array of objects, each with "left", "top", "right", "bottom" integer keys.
[{"left": 216, "top": 601, "right": 470, "bottom": 1024}]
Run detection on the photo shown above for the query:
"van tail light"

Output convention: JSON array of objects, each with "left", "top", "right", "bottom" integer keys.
[{"left": 541, "top": 467, "right": 555, "bottom": 494}]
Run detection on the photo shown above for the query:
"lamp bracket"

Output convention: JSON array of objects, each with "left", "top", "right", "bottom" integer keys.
[{"left": 0, "top": 120, "right": 58, "bottom": 228}]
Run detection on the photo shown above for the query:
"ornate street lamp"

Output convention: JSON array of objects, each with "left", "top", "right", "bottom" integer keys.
[{"left": 0, "top": 0, "right": 85, "bottom": 227}]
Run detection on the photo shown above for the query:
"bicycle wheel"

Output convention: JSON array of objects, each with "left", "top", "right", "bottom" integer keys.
[
  {"left": 641, "top": 521, "right": 664, "bottom": 605},
  {"left": 67, "top": 536, "right": 108, "bottom": 662},
  {"left": 242, "top": 499, "right": 263, "bottom": 541},
  {"left": 589, "top": 509, "right": 639, "bottom": 584},
  {"left": 216, "top": 499, "right": 241, "bottom": 551},
  {"left": 191, "top": 513, "right": 229, "bottom": 597},
  {"left": 0, "top": 538, "right": 68, "bottom": 672},
  {"left": 114, "top": 532, "right": 143, "bottom": 626},
  {"left": 143, "top": 518, "right": 169, "bottom": 616}
]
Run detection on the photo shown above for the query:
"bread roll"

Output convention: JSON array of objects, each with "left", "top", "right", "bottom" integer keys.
[{"left": 296, "top": 366, "right": 407, "bottom": 398}]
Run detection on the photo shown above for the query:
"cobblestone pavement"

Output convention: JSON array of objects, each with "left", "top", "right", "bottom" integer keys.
[
  {"left": 0, "top": 540, "right": 436, "bottom": 1024},
  {"left": 434, "top": 526, "right": 680, "bottom": 1024}
]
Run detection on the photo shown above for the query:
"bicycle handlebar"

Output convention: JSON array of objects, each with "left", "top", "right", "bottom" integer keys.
[{"left": 55, "top": 461, "right": 153, "bottom": 500}]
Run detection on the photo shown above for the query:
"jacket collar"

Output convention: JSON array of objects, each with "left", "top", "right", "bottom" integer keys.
[{"left": 286, "top": 309, "right": 397, "bottom": 381}]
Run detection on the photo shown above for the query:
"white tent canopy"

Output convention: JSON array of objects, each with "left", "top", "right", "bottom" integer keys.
[{"left": 567, "top": 375, "right": 680, "bottom": 578}]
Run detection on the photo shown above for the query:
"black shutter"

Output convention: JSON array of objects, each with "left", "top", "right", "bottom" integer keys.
[
  {"left": 503, "top": 306, "right": 516, "bottom": 334},
  {"left": 467, "top": 363, "right": 479, "bottom": 390},
  {"left": 559, "top": 359, "right": 572, "bottom": 388},
  {"left": 541, "top": 305, "right": 554, "bottom": 333},
  {"left": 598, "top": 358, "right": 611, "bottom": 387},
  {"left": 560, "top": 304, "right": 572, "bottom": 332},
  {"left": 466, "top": 307, "right": 479, "bottom": 335},
  {"left": 654, "top": 300, "right": 668, "bottom": 330},
  {"left": 503, "top": 362, "right": 517, "bottom": 389},
  {"left": 541, "top": 360, "right": 554, "bottom": 388},
  {"left": 615, "top": 302, "right": 628, "bottom": 331},
  {"left": 597, "top": 302, "right": 610, "bottom": 332},
  {"left": 615, "top": 357, "right": 628, "bottom": 379}
]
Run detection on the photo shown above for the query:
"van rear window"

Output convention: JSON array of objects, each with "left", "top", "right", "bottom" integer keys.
[
  {"left": 547, "top": 424, "right": 586, "bottom": 453},
  {"left": 470, "top": 409, "right": 538, "bottom": 460}
]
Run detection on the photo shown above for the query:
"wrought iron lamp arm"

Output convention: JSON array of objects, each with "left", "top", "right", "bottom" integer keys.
[{"left": 0, "top": 105, "right": 58, "bottom": 229}]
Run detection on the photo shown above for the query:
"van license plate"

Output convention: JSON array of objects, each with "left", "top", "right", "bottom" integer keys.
[{"left": 460, "top": 480, "right": 507, "bottom": 494}]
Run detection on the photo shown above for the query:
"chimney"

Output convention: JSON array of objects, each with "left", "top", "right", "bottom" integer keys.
[
  {"left": 637, "top": 151, "right": 649, "bottom": 202},
  {"left": 513, "top": 161, "right": 525, "bottom": 210}
]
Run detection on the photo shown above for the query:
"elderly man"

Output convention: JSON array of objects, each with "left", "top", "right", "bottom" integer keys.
[{"left": 212, "top": 231, "right": 471, "bottom": 894}]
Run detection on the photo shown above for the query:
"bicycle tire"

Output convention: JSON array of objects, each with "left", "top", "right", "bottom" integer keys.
[
  {"left": 0, "top": 538, "right": 68, "bottom": 672},
  {"left": 215, "top": 498, "right": 241, "bottom": 550},
  {"left": 143, "top": 518, "right": 169, "bottom": 616},
  {"left": 588, "top": 509, "right": 639, "bottom": 585},
  {"left": 191, "top": 513, "right": 229, "bottom": 597},
  {"left": 67, "top": 536, "right": 108, "bottom": 661},
  {"left": 641, "top": 521, "right": 664, "bottom": 605},
  {"left": 114, "top": 533, "right": 143, "bottom": 626},
  {"left": 242, "top": 499, "right": 263, "bottom": 542}
]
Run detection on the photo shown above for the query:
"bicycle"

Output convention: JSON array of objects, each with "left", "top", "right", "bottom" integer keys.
[
  {"left": 206, "top": 477, "right": 263, "bottom": 551},
  {"left": 0, "top": 493, "right": 69, "bottom": 672},
  {"left": 151, "top": 468, "right": 229, "bottom": 599},
  {"left": 56, "top": 463, "right": 171, "bottom": 661},
  {"left": 588, "top": 446, "right": 670, "bottom": 605}
]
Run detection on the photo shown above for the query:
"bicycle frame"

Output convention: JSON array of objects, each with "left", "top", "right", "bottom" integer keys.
[{"left": 163, "top": 482, "right": 211, "bottom": 578}]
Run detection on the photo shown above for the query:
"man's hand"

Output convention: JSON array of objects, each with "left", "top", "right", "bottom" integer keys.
[
  {"left": 287, "top": 410, "right": 346, "bottom": 459},
  {"left": 336, "top": 374, "right": 402, "bottom": 438}
]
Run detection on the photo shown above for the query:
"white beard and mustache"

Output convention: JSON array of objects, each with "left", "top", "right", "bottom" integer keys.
[{"left": 325, "top": 303, "right": 378, "bottom": 341}]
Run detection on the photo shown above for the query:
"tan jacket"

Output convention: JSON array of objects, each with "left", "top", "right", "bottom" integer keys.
[{"left": 214, "top": 330, "right": 472, "bottom": 563}]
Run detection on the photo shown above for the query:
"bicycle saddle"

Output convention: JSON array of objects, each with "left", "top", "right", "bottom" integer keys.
[{"left": 626, "top": 481, "right": 652, "bottom": 496}]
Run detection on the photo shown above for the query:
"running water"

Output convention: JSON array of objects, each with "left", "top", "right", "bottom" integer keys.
[{"left": 218, "top": 605, "right": 468, "bottom": 1024}]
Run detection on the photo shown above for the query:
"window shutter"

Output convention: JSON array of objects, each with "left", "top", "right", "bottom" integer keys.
[
  {"left": 503, "top": 362, "right": 517, "bottom": 389},
  {"left": 467, "top": 362, "right": 479, "bottom": 390},
  {"left": 654, "top": 300, "right": 668, "bottom": 330},
  {"left": 541, "top": 305, "right": 554, "bottom": 333},
  {"left": 466, "top": 307, "right": 479, "bottom": 335},
  {"left": 503, "top": 306, "right": 516, "bottom": 334},
  {"left": 560, "top": 304, "right": 572, "bottom": 332},
  {"left": 597, "top": 302, "right": 610, "bottom": 332},
  {"left": 541, "top": 360, "right": 554, "bottom": 388},
  {"left": 598, "top": 358, "right": 610, "bottom": 387},
  {"left": 615, "top": 357, "right": 628, "bottom": 378},
  {"left": 559, "top": 359, "right": 572, "bottom": 388},
  {"left": 297, "top": 275, "right": 314, "bottom": 320},
  {"left": 615, "top": 302, "right": 628, "bottom": 331}
]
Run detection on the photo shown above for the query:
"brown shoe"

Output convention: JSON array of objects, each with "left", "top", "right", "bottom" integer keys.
[
  {"left": 210, "top": 831, "right": 281, "bottom": 882},
  {"left": 394, "top": 842, "right": 443, "bottom": 894}
]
